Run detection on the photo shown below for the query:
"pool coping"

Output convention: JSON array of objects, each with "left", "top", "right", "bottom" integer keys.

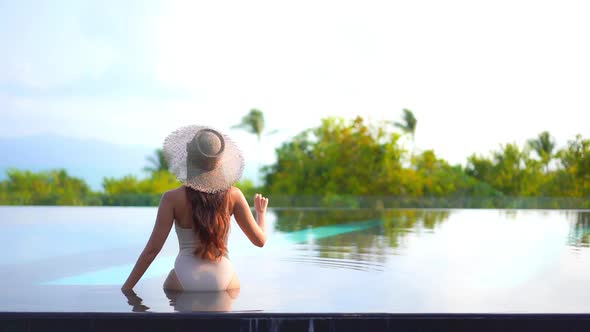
[{"left": 2, "top": 312, "right": 590, "bottom": 331}]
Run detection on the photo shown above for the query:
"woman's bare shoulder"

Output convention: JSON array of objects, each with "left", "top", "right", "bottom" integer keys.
[
  {"left": 229, "top": 186, "right": 247, "bottom": 202},
  {"left": 228, "top": 186, "right": 246, "bottom": 211},
  {"left": 162, "top": 186, "right": 187, "bottom": 204}
]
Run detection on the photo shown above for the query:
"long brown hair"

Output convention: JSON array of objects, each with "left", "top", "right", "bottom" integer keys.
[{"left": 185, "top": 186, "right": 231, "bottom": 261}]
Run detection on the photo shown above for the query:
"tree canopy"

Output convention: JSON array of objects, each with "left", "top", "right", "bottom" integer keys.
[
  {"left": 232, "top": 108, "right": 266, "bottom": 142},
  {"left": 263, "top": 116, "right": 496, "bottom": 198}
]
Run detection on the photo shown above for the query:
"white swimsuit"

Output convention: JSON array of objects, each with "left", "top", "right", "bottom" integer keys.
[{"left": 173, "top": 224, "right": 235, "bottom": 291}]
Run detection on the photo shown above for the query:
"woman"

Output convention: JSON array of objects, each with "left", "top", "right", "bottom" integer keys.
[{"left": 121, "top": 125, "right": 268, "bottom": 292}]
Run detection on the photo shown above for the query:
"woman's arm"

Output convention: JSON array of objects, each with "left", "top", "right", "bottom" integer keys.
[
  {"left": 231, "top": 187, "right": 268, "bottom": 247},
  {"left": 122, "top": 191, "right": 175, "bottom": 290}
]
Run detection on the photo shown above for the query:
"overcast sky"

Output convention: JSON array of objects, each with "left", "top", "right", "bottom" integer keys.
[{"left": 1, "top": 0, "right": 589, "bottom": 166}]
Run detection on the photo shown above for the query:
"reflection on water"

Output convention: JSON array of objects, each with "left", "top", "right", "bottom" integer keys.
[
  {"left": 122, "top": 290, "right": 150, "bottom": 312},
  {"left": 381, "top": 209, "right": 450, "bottom": 248},
  {"left": 281, "top": 255, "right": 385, "bottom": 272},
  {"left": 122, "top": 289, "right": 240, "bottom": 312},
  {"left": 567, "top": 211, "right": 590, "bottom": 248},
  {"left": 164, "top": 289, "right": 240, "bottom": 312},
  {"left": 2, "top": 206, "right": 590, "bottom": 313},
  {"left": 274, "top": 209, "right": 451, "bottom": 271}
]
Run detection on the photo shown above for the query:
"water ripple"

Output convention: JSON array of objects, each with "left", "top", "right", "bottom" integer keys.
[{"left": 280, "top": 256, "right": 384, "bottom": 272}]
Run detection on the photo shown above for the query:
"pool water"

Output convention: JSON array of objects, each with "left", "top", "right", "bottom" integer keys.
[{"left": 0, "top": 206, "right": 589, "bottom": 313}]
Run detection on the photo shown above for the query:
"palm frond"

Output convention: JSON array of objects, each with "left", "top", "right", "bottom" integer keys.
[
  {"left": 144, "top": 149, "right": 169, "bottom": 174},
  {"left": 393, "top": 109, "right": 417, "bottom": 140},
  {"left": 527, "top": 131, "right": 555, "bottom": 159},
  {"left": 232, "top": 108, "right": 265, "bottom": 141},
  {"left": 393, "top": 121, "right": 407, "bottom": 131}
]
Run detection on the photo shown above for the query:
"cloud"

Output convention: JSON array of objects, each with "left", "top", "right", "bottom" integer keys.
[{"left": 0, "top": 0, "right": 162, "bottom": 89}]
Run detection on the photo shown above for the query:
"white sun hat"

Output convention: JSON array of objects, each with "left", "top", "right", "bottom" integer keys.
[{"left": 163, "top": 125, "right": 245, "bottom": 193}]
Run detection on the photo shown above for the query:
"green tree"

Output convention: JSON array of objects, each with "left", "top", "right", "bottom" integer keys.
[
  {"left": 232, "top": 108, "right": 278, "bottom": 183},
  {"left": 143, "top": 149, "right": 169, "bottom": 174},
  {"left": 103, "top": 171, "right": 179, "bottom": 195},
  {"left": 263, "top": 116, "right": 494, "bottom": 201},
  {"left": 103, "top": 175, "right": 141, "bottom": 195},
  {"left": 412, "top": 150, "right": 499, "bottom": 197},
  {"left": 0, "top": 169, "right": 93, "bottom": 205},
  {"left": 466, "top": 143, "right": 544, "bottom": 196},
  {"left": 264, "top": 116, "right": 407, "bottom": 196},
  {"left": 232, "top": 108, "right": 266, "bottom": 142},
  {"left": 527, "top": 131, "right": 556, "bottom": 172},
  {"left": 393, "top": 108, "right": 417, "bottom": 141},
  {"left": 551, "top": 135, "right": 590, "bottom": 197}
]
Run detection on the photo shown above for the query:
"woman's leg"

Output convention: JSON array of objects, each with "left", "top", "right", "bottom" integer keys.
[{"left": 163, "top": 269, "right": 183, "bottom": 291}]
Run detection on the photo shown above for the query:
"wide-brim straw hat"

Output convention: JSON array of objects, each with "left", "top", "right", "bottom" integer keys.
[{"left": 163, "top": 125, "right": 244, "bottom": 193}]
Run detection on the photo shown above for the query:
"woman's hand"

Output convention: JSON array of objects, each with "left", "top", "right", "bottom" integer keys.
[
  {"left": 254, "top": 193, "right": 268, "bottom": 215},
  {"left": 121, "top": 289, "right": 150, "bottom": 312}
]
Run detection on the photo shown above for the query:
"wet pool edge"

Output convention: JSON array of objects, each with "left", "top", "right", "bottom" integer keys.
[{"left": 2, "top": 312, "right": 590, "bottom": 332}]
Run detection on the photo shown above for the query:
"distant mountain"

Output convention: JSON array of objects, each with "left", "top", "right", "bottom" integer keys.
[
  {"left": 0, "top": 134, "right": 156, "bottom": 190},
  {"left": 0, "top": 134, "right": 260, "bottom": 190}
]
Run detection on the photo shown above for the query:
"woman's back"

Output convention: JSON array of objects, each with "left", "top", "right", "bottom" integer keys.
[
  {"left": 168, "top": 186, "right": 233, "bottom": 230},
  {"left": 165, "top": 186, "right": 234, "bottom": 291},
  {"left": 162, "top": 185, "right": 267, "bottom": 291}
]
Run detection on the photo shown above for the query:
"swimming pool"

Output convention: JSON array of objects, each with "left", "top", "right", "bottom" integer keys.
[{"left": 1, "top": 206, "right": 589, "bottom": 313}]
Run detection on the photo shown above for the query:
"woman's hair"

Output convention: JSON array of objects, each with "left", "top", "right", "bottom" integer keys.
[{"left": 185, "top": 186, "right": 231, "bottom": 261}]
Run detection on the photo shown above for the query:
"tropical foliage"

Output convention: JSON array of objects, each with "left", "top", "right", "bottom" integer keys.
[
  {"left": 0, "top": 169, "right": 96, "bottom": 205},
  {"left": 231, "top": 108, "right": 277, "bottom": 182},
  {"left": 143, "top": 149, "right": 169, "bottom": 174},
  {"left": 527, "top": 131, "right": 556, "bottom": 172},
  {"left": 231, "top": 108, "right": 266, "bottom": 142},
  {"left": 260, "top": 116, "right": 590, "bottom": 208},
  {"left": 262, "top": 116, "right": 497, "bottom": 198},
  {"left": 103, "top": 171, "right": 179, "bottom": 195},
  {"left": 466, "top": 134, "right": 590, "bottom": 198},
  {"left": 392, "top": 108, "right": 417, "bottom": 141},
  {"left": 1, "top": 115, "right": 589, "bottom": 207}
]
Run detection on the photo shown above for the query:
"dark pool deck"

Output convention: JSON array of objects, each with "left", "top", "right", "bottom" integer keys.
[{"left": 2, "top": 312, "right": 590, "bottom": 332}]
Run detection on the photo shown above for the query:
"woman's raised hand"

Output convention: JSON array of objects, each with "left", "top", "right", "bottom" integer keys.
[
  {"left": 231, "top": 188, "right": 267, "bottom": 247},
  {"left": 254, "top": 193, "right": 269, "bottom": 215}
]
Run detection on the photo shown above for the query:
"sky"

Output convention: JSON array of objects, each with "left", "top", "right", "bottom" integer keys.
[{"left": 1, "top": 0, "right": 589, "bottom": 167}]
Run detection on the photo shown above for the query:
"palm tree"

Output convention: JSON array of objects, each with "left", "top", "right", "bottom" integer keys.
[
  {"left": 143, "top": 149, "right": 169, "bottom": 174},
  {"left": 392, "top": 109, "right": 418, "bottom": 162},
  {"left": 393, "top": 108, "right": 417, "bottom": 141},
  {"left": 527, "top": 131, "right": 555, "bottom": 172},
  {"left": 232, "top": 108, "right": 277, "bottom": 184},
  {"left": 231, "top": 108, "right": 266, "bottom": 142}
]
